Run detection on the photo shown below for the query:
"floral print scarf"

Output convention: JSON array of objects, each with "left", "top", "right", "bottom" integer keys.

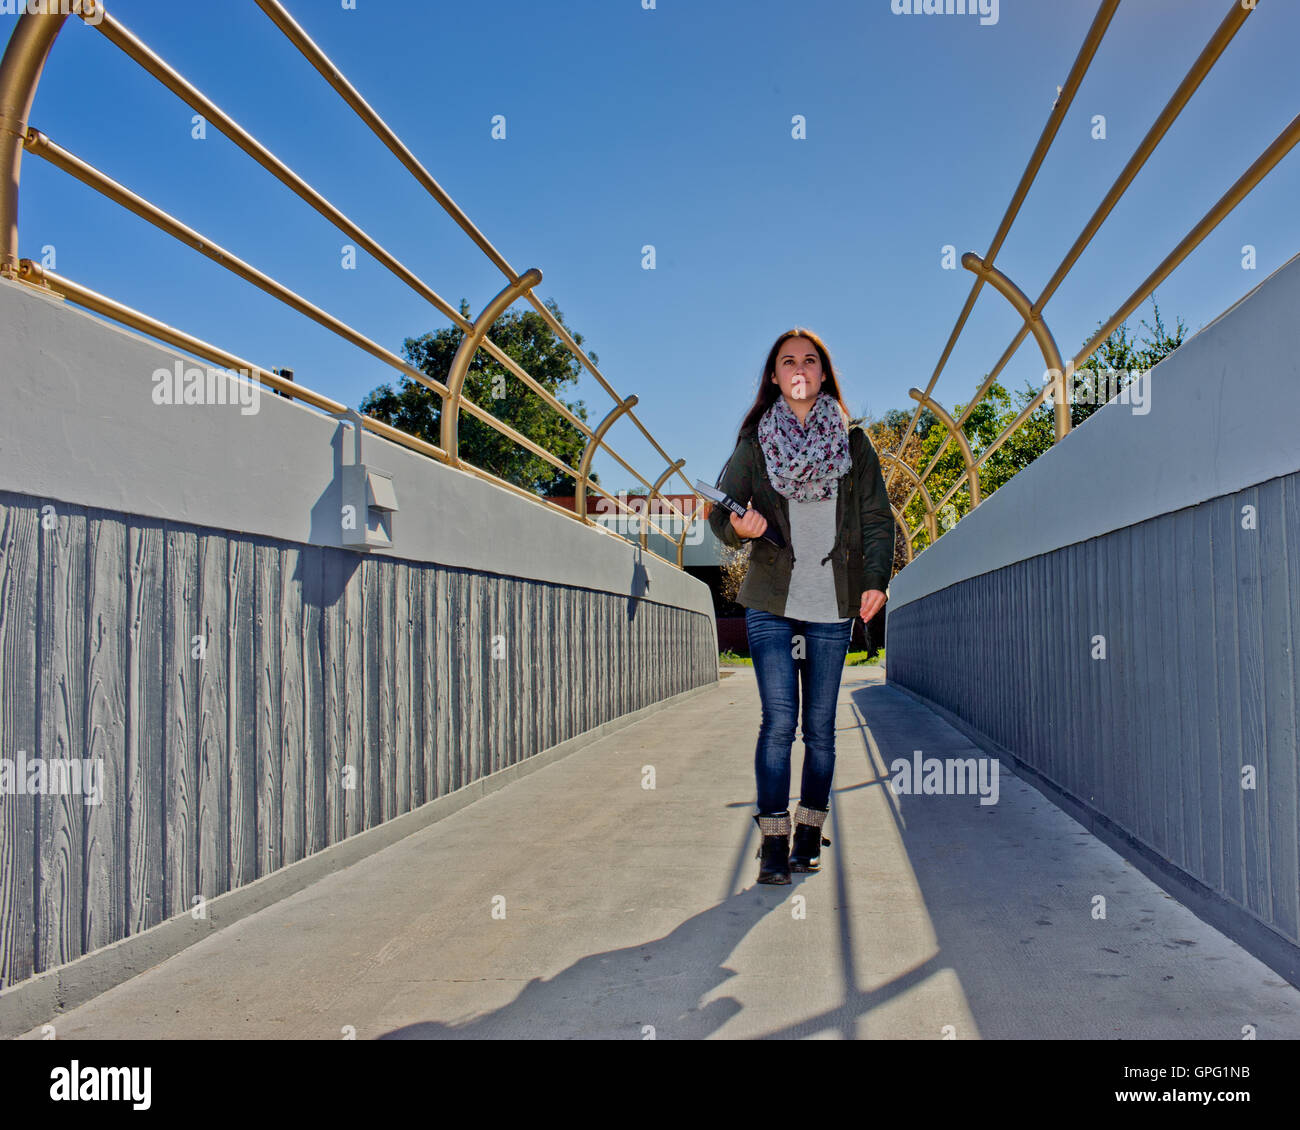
[{"left": 757, "top": 391, "right": 851, "bottom": 503}]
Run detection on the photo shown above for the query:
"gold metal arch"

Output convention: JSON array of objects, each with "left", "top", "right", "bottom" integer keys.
[
  {"left": 878, "top": 452, "right": 938, "bottom": 547},
  {"left": 0, "top": 7, "right": 69, "bottom": 274},
  {"left": 890, "top": 505, "right": 914, "bottom": 566},
  {"left": 576, "top": 395, "right": 638, "bottom": 525},
  {"left": 640, "top": 458, "right": 693, "bottom": 567},
  {"left": 441, "top": 268, "right": 543, "bottom": 466},
  {"left": 960, "top": 253, "right": 1071, "bottom": 443},
  {"left": 907, "top": 389, "right": 981, "bottom": 510}
]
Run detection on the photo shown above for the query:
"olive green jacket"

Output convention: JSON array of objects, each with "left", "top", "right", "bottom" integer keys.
[{"left": 707, "top": 422, "right": 895, "bottom": 619}]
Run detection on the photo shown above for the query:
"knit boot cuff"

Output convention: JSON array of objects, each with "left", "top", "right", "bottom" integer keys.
[
  {"left": 754, "top": 811, "right": 792, "bottom": 836},
  {"left": 794, "top": 803, "right": 828, "bottom": 828}
]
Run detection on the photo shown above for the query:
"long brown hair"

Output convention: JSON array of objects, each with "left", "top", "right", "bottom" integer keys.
[{"left": 735, "top": 327, "right": 853, "bottom": 443}]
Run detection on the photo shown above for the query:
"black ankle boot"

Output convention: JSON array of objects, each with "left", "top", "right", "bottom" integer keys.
[
  {"left": 789, "top": 803, "right": 829, "bottom": 872},
  {"left": 753, "top": 811, "right": 791, "bottom": 885}
]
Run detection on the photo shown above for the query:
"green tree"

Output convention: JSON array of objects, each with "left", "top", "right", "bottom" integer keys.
[
  {"left": 361, "top": 297, "right": 599, "bottom": 499},
  {"left": 1068, "top": 299, "right": 1187, "bottom": 427}
]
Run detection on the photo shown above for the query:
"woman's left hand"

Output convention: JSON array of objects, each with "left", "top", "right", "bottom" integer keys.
[{"left": 859, "top": 589, "right": 886, "bottom": 624}]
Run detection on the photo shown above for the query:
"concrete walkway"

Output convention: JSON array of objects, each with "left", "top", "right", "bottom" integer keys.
[{"left": 17, "top": 666, "right": 1300, "bottom": 1040}]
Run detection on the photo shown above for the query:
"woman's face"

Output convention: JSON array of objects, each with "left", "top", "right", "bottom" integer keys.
[{"left": 770, "top": 336, "right": 824, "bottom": 408}]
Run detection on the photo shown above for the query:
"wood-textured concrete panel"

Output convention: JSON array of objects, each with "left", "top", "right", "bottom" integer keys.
[{"left": 887, "top": 470, "right": 1300, "bottom": 955}]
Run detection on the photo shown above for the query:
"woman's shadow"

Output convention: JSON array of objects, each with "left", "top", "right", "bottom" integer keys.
[
  {"left": 378, "top": 864, "right": 818, "bottom": 1040},
  {"left": 378, "top": 776, "right": 891, "bottom": 1040}
]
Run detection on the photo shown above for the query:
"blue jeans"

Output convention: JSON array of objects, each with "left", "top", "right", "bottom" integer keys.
[{"left": 744, "top": 608, "right": 853, "bottom": 815}]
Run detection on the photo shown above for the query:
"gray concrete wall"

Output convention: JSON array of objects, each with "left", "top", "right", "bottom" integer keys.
[
  {"left": 0, "top": 279, "right": 718, "bottom": 993},
  {"left": 0, "top": 279, "right": 713, "bottom": 619},
  {"left": 885, "top": 252, "right": 1300, "bottom": 985}
]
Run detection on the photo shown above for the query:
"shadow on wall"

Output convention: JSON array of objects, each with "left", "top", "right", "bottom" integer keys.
[
  {"left": 306, "top": 420, "right": 347, "bottom": 553},
  {"left": 627, "top": 546, "right": 650, "bottom": 620}
]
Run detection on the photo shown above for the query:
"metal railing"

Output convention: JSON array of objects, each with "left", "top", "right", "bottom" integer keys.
[
  {"left": 881, "top": 0, "right": 1299, "bottom": 557},
  {"left": 0, "top": 0, "right": 704, "bottom": 567}
]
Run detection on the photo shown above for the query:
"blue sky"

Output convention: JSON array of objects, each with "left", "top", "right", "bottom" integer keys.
[{"left": 11, "top": 0, "right": 1300, "bottom": 498}]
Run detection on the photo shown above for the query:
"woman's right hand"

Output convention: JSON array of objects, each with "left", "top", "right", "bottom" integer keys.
[{"left": 729, "top": 506, "right": 768, "bottom": 540}]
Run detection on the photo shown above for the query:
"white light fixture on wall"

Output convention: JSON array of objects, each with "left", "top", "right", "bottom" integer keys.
[{"left": 336, "top": 408, "right": 398, "bottom": 551}]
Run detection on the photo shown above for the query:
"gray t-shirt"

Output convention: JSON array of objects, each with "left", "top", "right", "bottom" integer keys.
[{"left": 782, "top": 494, "right": 852, "bottom": 623}]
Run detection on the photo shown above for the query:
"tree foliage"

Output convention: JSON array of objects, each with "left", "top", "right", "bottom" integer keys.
[
  {"left": 1068, "top": 300, "right": 1187, "bottom": 428},
  {"left": 360, "top": 297, "right": 598, "bottom": 499}
]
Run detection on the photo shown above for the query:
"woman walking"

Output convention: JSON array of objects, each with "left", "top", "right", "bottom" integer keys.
[{"left": 708, "top": 328, "right": 895, "bottom": 885}]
